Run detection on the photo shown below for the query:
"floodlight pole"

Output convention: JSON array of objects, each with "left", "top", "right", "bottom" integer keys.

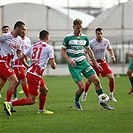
[
  {"left": 67, "top": 0, "right": 70, "bottom": 33},
  {"left": 121, "top": 3, "right": 125, "bottom": 74}
]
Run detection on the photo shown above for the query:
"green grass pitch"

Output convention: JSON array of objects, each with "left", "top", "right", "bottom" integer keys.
[{"left": 0, "top": 76, "right": 133, "bottom": 133}]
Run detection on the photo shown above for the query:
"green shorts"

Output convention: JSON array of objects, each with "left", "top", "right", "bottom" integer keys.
[
  {"left": 68, "top": 59, "right": 96, "bottom": 83},
  {"left": 128, "top": 59, "right": 133, "bottom": 70}
]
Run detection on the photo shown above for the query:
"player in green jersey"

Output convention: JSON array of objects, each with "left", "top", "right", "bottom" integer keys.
[
  {"left": 127, "top": 53, "right": 133, "bottom": 94},
  {"left": 61, "top": 18, "right": 115, "bottom": 110}
]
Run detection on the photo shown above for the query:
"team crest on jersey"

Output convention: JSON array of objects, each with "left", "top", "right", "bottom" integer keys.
[{"left": 104, "top": 43, "right": 106, "bottom": 47}]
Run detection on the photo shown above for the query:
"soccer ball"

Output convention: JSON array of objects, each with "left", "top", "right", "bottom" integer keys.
[{"left": 98, "top": 94, "right": 109, "bottom": 104}]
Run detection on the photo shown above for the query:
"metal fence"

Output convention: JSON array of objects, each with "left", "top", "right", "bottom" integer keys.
[{"left": 44, "top": 41, "right": 132, "bottom": 76}]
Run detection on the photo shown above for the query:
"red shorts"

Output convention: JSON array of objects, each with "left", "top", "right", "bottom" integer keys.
[
  {"left": 92, "top": 59, "right": 112, "bottom": 77},
  {"left": 0, "top": 62, "right": 15, "bottom": 82},
  {"left": 27, "top": 73, "right": 45, "bottom": 96},
  {"left": 14, "top": 67, "right": 26, "bottom": 80}
]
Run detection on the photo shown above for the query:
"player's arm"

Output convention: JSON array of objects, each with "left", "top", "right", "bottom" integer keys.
[
  {"left": 86, "top": 47, "right": 103, "bottom": 71},
  {"left": 49, "top": 58, "right": 56, "bottom": 69},
  {"left": 17, "top": 50, "right": 29, "bottom": 69},
  {"left": 84, "top": 49, "right": 93, "bottom": 66},
  {"left": 108, "top": 48, "right": 116, "bottom": 62},
  {"left": 61, "top": 47, "right": 76, "bottom": 67}
]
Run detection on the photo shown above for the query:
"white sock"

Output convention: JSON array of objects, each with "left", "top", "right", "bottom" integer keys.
[{"left": 8, "top": 102, "right": 12, "bottom": 107}]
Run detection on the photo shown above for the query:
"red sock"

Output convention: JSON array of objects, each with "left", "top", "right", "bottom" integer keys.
[
  {"left": 22, "top": 83, "right": 29, "bottom": 98},
  {"left": 6, "top": 90, "right": 13, "bottom": 102},
  {"left": 84, "top": 82, "right": 91, "bottom": 93},
  {"left": 109, "top": 79, "right": 114, "bottom": 92},
  {"left": 39, "top": 93, "right": 47, "bottom": 110},
  {"left": 12, "top": 97, "right": 32, "bottom": 106}
]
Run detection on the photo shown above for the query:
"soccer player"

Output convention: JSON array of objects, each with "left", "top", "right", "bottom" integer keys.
[
  {"left": 13, "top": 25, "right": 32, "bottom": 100},
  {"left": 3, "top": 30, "right": 56, "bottom": 116},
  {"left": 127, "top": 53, "right": 133, "bottom": 94},
  {"left": 1, "top": 25, "right": 10, "bottom": 35},
  {"left": 0, "top": 21, "right": 28, "bottom": 112},
  {"left": 0, "top": 25, "right": 10, "bottom": 99},
  {"left": 61, "top": 18, "right": 115, "bottom": 111},
  {"left": 81, "top": 27, "right": 117, "bottom": 102}
]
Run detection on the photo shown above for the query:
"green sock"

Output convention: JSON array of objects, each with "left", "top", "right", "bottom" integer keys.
[
  {"left": 13, "top": 89, "right": 18, "bottom": 99},
  {"left": 96, "top": 89, "right": 103, "bottom": 95},
  {"left": 27, "top": 60, "right": 31, "bottom": 65},
  {"left": 75, "top": 93, "right": 81, "bottom": 102},
  {"left": 129, "top": 77, "right": 133, "bottom": 88}
]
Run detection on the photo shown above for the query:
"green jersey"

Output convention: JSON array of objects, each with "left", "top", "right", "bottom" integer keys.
[{"left": 62, "top": 33, "right": 90, "bottom": 62}]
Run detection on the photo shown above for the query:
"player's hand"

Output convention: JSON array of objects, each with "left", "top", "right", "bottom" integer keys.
[
  {"left": 69, "top": 59, "right": 76, "bottom": 67},
  {"left": 95, "top": 63, "right": 103, "bottom": 72},
  {"left": 112, "top": 56, "right": 116, "bottom": 62},
  {"left": 88, "top": 60, "right": 94, "bottom": 66}
]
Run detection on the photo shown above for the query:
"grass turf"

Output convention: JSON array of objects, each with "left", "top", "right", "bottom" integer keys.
[{"left": 0, "top": 75, "right": 132, "bottom": 133}]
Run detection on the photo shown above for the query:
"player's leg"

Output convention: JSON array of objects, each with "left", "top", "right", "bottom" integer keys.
[
  {"left": 14, "top": 67, "right": 29, "bottom": 97},
  {"left": 74, "top": 80, "right": 85, "bottom": 110},
  {"left": 37, "top": 78, "right": 54, "bottom": 114},
  {"left": 3, "top": 73, "right": 36, "bottom": 116},
  {"left": 13, "top": 81, "right": 20, "bottom": 100},
  {"left": 3, "top": 94, "right": 34, "bottom": 116},
  {"left": 13, "top": 90, "right": 18, "bottom": 100},
  {"left": 19, "top": 60, "right": 31, "bottom": 94},
  {"left": 3, "top": 74, "right": 18, "bottom": 116},
  {"left": 88, "top": 74, "right": 115, "bottom": 110},
  {"left": 127, "top": 60, "right": 133, "bottom": 94},
  {"left": 6, "top": 74, "right": 18, "bottom": 101},
  {"left": 106, "top": 73, "right": 117, "bottom": 102},
  {"left": 81, "top": 81, "right": 91, "bottom": 101},
  {"left": 68, "top": 63, "right": 84, "bottom": 110},
  {"left": 127, "top": 69, "right": 133, "bottom": 94},
  {"left": 20, "top": 78, "right": 29, "bottom": 98},
  {"left": 0, "top": 77, "right": 6, "bottom": 98},
  {"left": 82, "top": 65, "right": 100, "bottom": 101}
]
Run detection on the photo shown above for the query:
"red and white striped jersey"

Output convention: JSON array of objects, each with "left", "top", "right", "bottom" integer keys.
[
  {"left": 90, "top": 38, "right": 112, "bottom": 60},
  {"left": 0, "top": 32, "right": 22, "bottom": 64},
  {"left": 24, "top": 41, "right": 55, "bottom": 77},
  {"left": 13, "top": 36, "right": 32, "bottom": 68}
]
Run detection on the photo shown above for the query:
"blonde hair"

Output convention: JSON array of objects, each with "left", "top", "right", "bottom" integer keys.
[{"left": 73, "top": 18, "right": 82, "bottom": 26}]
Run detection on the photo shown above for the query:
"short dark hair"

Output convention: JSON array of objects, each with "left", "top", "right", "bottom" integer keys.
[
  {"left": 2, "top": 25, "right": 9, "bottom": 30},
  {"left": 14, "top": 21, "right": 25, "bottom": 29},
  {"left": 73, "top": 18, "right": 82, "bottom": 26},
  {"left": 39, "top": 30, "right": 49, "bottom": 39},
  {"left": 95, "top": 27, "right": 103, "bottom": 33}
]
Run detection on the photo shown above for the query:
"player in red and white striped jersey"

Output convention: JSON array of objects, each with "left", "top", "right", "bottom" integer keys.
[
  {"left": 82, "top": 27, "right": 117, "bottom": 102},
  {"left": 4, "top": 30, "right": 56, "bottom": 116},
  {"left": 13, "top": 25, "right": 32, "bottom": 100},
  {"left": 0, "top": 25, "right": 10, "bottom": 99},
  {"left": 0, "top": 21, "right": 29, "bottom": 115}
]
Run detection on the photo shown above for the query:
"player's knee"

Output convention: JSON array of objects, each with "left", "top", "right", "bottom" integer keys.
[
  {"left": 30, "top": 99, "right": 36, "bottom": 104},
  {"left": 41, "top": 88, "right": 48, "bottom": 96},
  {"left": 79, "top": 85, "right": 85, "bottom": 91},
  {"left": 93, "top": 78, "right": 100, "bottom": 86},
  {"left": 11, "top": 78, "right": 19, "bottom": 85}
]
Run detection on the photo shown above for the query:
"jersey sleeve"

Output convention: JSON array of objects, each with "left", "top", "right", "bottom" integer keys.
[
  {"left": 49, "top": 46, "right": 55, "bottom": 59},
  {"left": 24, "top": 45, "right": 32, "bottom": 56},
  {"left": 106, "top": 39, "right": 112, "bottom": 50},
  {"left": 84, "top": 36, "right": 90, "bottom": 49},
  {"left": 0, "top": 34, "right": 6, "bottom": 42},
  {"left": 62, "top": 37, "right": 68, "bottom": 49}
]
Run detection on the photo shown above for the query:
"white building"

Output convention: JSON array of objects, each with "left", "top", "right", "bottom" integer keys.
[{"left": 0, "top": 2, "right": 94, "bottom": 42}]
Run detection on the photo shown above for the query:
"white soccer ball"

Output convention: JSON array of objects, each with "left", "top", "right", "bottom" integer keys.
[{"left": 98, "top": 94, "right": 109, "bottom": 104}]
